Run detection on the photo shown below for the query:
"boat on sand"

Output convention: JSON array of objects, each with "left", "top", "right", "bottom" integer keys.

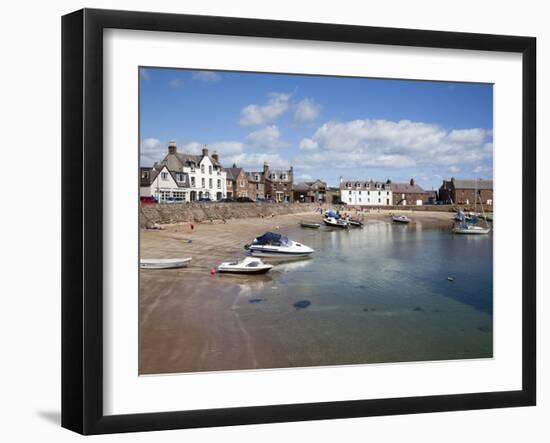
[
  {"left": 217, "top": 256, "right": 273, "bottom": 274},
  {"left": 300, "top": 221, "right": 321, "bottom": 229},
  {"left": 323, "top": 217, "right": 348, "bottom": 228},
  {"left": 392, "top": 215, "right": 410, "bottom": 224},
  {"left": 140, "top": 257, "right": 192, "bottom": 269},
  {"left": 246, "top": 232, "right": 314, "bottom": 257}
]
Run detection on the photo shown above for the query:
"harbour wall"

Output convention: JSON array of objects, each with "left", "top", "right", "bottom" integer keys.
[
  {"left": 140, "top": 202, "right": 491, "bottom": 226},
  {"left": 140, "top": 202, "right": 324, "bottom": 226}
]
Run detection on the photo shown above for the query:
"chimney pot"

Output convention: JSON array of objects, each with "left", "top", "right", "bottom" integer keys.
[
  {"left": 202, "top": 145, "right": 209, "bottom": 157},
  {"left": 168, "top": 141, "right": 177, "bottom": 155}
]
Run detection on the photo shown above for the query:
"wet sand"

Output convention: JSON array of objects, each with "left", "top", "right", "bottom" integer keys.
[{"left": 139, "top": 210, "right": 479, "bottom": 374}]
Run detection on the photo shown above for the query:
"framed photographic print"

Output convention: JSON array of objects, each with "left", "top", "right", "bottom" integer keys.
[{"left": 61, "top": 8, "right": 536, "bottom": 435}]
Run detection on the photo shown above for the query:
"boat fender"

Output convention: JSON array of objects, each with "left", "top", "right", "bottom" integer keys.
[
  {"left": 210, "top": 268, "right": 217, "bottom": 275},
  {"left": 244, "top": 243, "right": 250, "bottom": 250}
]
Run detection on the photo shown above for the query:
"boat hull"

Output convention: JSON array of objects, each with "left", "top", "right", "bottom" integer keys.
[
  {"left": 323, "top": 219, "right": 348, "bottom": 228},
  {"left": 217, "top": 266, "right": 272, "bottom": 274},
  {"left": 300, "top": 223, "right": 321, "bottom": 229},
  {"left": 249, "top": 249, "right": 313, "bottom": 258},
  {"left": 452, "top": 227, "right": 490, "bottom": 235}
]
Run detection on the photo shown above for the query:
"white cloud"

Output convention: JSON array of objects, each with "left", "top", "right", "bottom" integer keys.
[
  {"left": 224, "top": 152, "right": 289, "bottom": 169},
  {"left": 191, "top": 71, "right": 221, "bottom": 82},
  {"left": 245, "top": 125, "right": 286, "bottom": 149},
  {"left": 210, "top": 141, "right": 244, "bottom": 155},
  {"left": 299, "top": 138, "right": 318, "bottom": 151},
  {"left": 140, "top": 138, "right": 164, "bottom": 165},
  {"left": 297, "top": 119, "right": 492, "bottom": 169},
  {"left": 168, "top": 78, "right": 184, "bottom": 88},
  {"left": 297, "top": 174, "right": 312, "bottom": 181},
  {"left": 449, "top": 165, "right": 461, "bottom": 173},
  {"left": 294, "top": 98, "right": 321, "bottom": 123},
  {"left": 239, "top": 92, "right": 291, "bottom": 126}
]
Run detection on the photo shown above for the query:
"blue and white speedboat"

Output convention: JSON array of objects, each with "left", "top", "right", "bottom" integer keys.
[{"left": 246, "top": 232, "right": 314, "bottom": 257}]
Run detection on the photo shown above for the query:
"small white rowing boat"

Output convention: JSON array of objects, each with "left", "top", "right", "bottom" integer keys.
[
  {"left": 217, "top": 256, "right": 273, "bottom": 274},
  {"left": 140, "top": 257, "right": 192, "bottom": 269}
]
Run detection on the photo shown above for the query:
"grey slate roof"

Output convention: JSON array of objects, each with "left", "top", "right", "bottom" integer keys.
[
  {"left": 391, "top": 182, "right": 427, "bottom": 194},
  {"left": 452, "top": 179, "right": 493, "bottom": 190},
  {"left": 224, "top": 167, "right": 243, "bottom": 181},
  {"left": 174, "top": 152, "right": 222, "bottom": 168}
]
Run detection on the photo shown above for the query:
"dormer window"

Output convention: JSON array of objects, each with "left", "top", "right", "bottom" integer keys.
[
  {"left": 346, "top": 182, "right": 351, "bottom": 189},
  {"left": 255, "top": 174, "right": 260, "bottom": 181},
  {"left": 355, "top": 182, "right": 361, "bottom": 188},
  {"left": 281, "top": 173, "right": 288, "bottom": 181},
  {"left": 270, "top": 173, "right": 277, "bottom": 180}
]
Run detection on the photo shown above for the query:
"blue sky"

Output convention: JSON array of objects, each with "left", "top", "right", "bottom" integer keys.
[{"left": 140, "top": 67, "right": 493, "bottom": 189}]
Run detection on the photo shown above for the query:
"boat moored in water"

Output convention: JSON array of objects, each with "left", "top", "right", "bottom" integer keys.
[
  {"left": 246, "top": 232, "right": 314, "bottom": 257},
  {"left": 452, "top": 225, "right": 491, "bottom": 235},
  {"left": 217, "top": 256, "right": 273, "bottom": 274},
  {"left": 140, "top": 257, "right": 192, "bottom": 269}
]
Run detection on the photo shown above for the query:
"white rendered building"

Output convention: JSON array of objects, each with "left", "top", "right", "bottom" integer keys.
[{"left": 339, "top": 178, "right": 393, "bottom": 206}]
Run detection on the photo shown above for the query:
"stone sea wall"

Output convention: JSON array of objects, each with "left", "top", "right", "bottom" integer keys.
[
  {"left": 140, "top": 202, "right": 323, "bottom": 226},
  {"left": 140, "top": 202, "right": 492, "bottom": 226}
]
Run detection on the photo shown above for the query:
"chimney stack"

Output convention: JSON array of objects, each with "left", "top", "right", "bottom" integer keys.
[
  {"left": 263, "top": 161, "right": 269, "bottom": 175},
  {"left": 202, "top": 145, "right": 209, "bottom": 157},
  {"left": 212, "top": 151, "right": 219, "bottom": 163},
  {"left": 410, "top": 178, "right": 415, "bottom": 186},
  {"left": 168, "top": 141, "right": 177, "bottom": 155}
]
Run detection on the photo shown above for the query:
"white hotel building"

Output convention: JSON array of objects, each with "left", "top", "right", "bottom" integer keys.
[
  {"left": 339, "top": 177, "right": 393, "bottom": 206},
  {"left": 140, "top": 141, "right": 227, "bottom": 202}
]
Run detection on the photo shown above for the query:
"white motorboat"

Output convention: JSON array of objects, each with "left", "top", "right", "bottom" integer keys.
[
  {"left": 452, "top": 225, "right": 490, "bottom": 235},
  {"left": 246, "top": 232, "right": 314, "bottom": 257},
  {"left": 217, "top": 256, "right": 273, "bottom": 274},
  {"left": 392, "top": 215, "right": 411, "bottom": 224},
  {"left": 140, "top": 257, "right": 192, "bottom": 269},
  {"left": 323, "top": 217, "right": 348, "bottom": 228}
]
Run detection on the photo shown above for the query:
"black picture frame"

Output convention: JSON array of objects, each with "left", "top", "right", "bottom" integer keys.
[{"left": 62, "top": 8, "right": 536, "bottom": 435}]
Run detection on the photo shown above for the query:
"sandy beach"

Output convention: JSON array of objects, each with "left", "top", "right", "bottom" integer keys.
[{"left": 139, "top": 209, "right": 492, "bottom": 374}]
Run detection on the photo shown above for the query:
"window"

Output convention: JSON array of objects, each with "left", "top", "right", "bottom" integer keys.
[
  {"left": 161, "top": 172, "right": 168, "bottom": 180},
  {"left": 209, "top": 165, "right": 213, "bottom": 174},
  {"left": 209, "top": 178, "right": 212, "bottom": 188},
  {"left": 240, "top": 180, "right": 246, "bottom": 187},
  {"left": 368, "top": 191, "right": 370, "bottom": 195},
  {"left": 378, "top": 198, "right": 381, "bottom": 203},
  {"left": 281, "top": 173, "right": 287, "bottom": 180},
  {"left": 217, "top": 179, "right": 221, "bottom": 188},
  {"left": 358, "top": 198, "right": 362, "bottom": 202},
  {"left": 191, "top": 177, "right": 195, "bottom": 186},
  {"left": 201, "top": 164, "right": 205, "bottom": 173},
  {"left": 378, "top": 191, "right": 381, "bottom": 195},
  {"left": 349, "top": 197, "right": 352, "bottom": 202},
  {"left": 270, "top": 173, "right": 277, "bottom": 180},
  {"left": 358, "top": 190, "right": 361, "bottom": 195},
  {"left": 177, "top": 173, "right": 184, "bottom": 182},
  {"left": 255, "top": 174, "right": 260, "bottom": 181},
  {"left": 201, "top": 178, "right": 205, "bottom": 188}
]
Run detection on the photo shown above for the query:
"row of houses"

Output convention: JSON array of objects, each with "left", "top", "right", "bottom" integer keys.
[
  {"left": 339, "top": 176, "right": 493, "bottom": 206},
  {"left": 140, "top": 142, "right": 295, "bottom": 202},
  {"left": 140, "top": 141, "right": 493, "bottom": 206}
]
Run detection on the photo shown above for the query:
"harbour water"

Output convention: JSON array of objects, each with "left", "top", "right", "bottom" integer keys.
[{"left": 222, "top": 219, "right": 493, "bottom": 368}]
